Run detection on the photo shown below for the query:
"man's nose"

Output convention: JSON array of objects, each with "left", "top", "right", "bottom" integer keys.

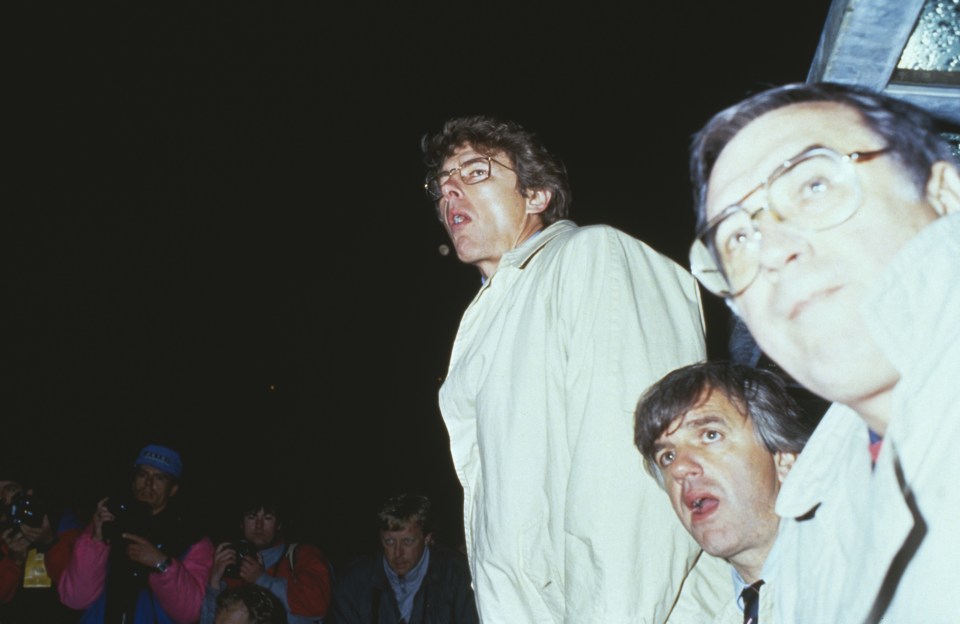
[
  {"left": 441, "top": 174, "right": 465, "bottom": 200},
  {"left": 667, "top": 449, "right": 703, "bottom": 480},
  {"left": 754, "top": 214, "right": 813, "bottom": 279}
]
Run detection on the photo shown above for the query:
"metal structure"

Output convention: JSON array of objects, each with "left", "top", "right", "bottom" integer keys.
[{"left": 809, "top": 0, "right": 959, "bottom": 128}]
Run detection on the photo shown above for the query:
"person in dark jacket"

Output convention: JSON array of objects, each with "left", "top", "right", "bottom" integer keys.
[{"left": 328, "top": 494, "right": 478, "bottom": 624}]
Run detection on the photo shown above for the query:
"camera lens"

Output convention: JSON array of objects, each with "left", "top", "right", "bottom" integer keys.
[{"left": 9, "top": 492, "right": 44, "bottom": 529}]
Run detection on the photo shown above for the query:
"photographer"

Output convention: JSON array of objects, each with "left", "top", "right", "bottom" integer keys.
[
  {"left": 0, "top": 477, "right": 82, "bottom": 623},
  {"left": 59, "top": 443, "right": 214, "bottom": 623},
  {"left": 200, "top": 492, "right": 331, "bottom": 624}
]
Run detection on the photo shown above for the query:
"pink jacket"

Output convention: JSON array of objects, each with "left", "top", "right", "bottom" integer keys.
[{"left": 59, "top": 522, "right": 214, "bottom": 623}]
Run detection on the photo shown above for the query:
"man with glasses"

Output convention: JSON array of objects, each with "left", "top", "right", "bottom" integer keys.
[
  {"left": 688, "top": 82, "right": 960, "bottom": 622},
  {"left": 421, "top": 116, "right": 725, "bottom": 622}
]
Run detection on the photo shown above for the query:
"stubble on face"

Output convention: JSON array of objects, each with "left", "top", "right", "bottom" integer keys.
[{"left": 657, "top": 392, "right": 784, "bottom": 579}]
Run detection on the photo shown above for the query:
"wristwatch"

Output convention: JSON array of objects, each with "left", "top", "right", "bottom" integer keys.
[{"left": 155, "top": 557, "right": 173, "bottom": 573}]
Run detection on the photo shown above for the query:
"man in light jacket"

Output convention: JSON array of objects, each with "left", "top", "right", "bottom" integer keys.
[
  {"left": 688, "top": 81, "right": 960, "bottom": 622},
  {"left": 422, "top": 115, "right": 726, "bottom": 623}
]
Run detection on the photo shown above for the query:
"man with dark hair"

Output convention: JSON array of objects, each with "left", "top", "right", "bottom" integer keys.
[
  {"left": 328, "top": 493, "right": 478, "bottom": 624},
  {"left": 422, "top": 116, "right": 723, "bottom": 622},
  {"left": 59, "top": 443, "right": 214, "bottom": 623},
  {"left": 201, "top": 493, "right": 332, "bottom": 624},
  {"left": 634, "top": 361, "right": 814, "bottom": 622},
  {"left": 688, "top": 82, "right": 960, "bottom": 621},
  {"left": 215, "top": 584, "right": 289, "bottom": 624}
]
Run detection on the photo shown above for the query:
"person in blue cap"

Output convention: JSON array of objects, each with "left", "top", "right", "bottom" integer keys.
[{"left": 59, "top": 443, "right": 214, "bottom": 623}]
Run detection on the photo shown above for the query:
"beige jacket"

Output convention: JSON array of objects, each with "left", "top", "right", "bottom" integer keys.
[
  {"left": 440, "top": 220, "right": 725, "bottom": 623},
  {"left": 773, "top": 215, "right": 960, "bottom": 623}
]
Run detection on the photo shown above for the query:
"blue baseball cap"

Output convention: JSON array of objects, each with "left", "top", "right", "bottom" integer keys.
[{"left": 134, "top": 444, "right": 183, "bottom": 479}]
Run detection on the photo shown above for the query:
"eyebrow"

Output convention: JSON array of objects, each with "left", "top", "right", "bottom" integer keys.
[
  {"left": 738, "top": 143, "right": 829, "bottom": 201},
  {"left": 681, "top": 414, "right": 727, "bottom": 429},
  {"left": 652, "top": 414, "right": 729, "bottom": 453}
]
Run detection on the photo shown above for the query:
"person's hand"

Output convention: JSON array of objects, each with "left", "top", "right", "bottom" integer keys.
[
  {"left": 238, "top": 551, "right": 265, "bottom": 583},
  {"left": 209, "top": 542, "right": 237, "bottom": 587},
  {"left": 1, "top": 527, "right": 31, "bottom": 565},
  {"left": 92, "top": 497, "right": 115, "bottom": 543},
  {"left": 122, "top": 533, "right": 167, "bottom": 569},
  {"left": 16, "top": 514, "right": 53, "bottom": 548}
]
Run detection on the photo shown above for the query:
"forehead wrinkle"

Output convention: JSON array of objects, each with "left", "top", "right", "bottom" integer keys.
[
  {"left": 445, "top": 143, "right": 513, "bottom": 168},
  {"left": 682, "top": 414, "right": 729, "bottom": 429},
  {"left": 444, "top": 143, "right": 485, "bottom": 165},
  {"left": 654, "top": 411, "right": 721, "bottom": 451},
  {"left": 708, "top": 102, "right": 879, "bottom": 216},
  {"left": 729, "top": 142, "right": 833, "bottom": 208}
]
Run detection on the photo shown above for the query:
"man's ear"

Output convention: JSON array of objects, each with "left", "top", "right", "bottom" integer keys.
[
  {"left": 773, "top": 451, "right": 798, "bottom": 484},
  {"left": 425, "top": 532, "right": 434, "bottom": 546},
  {"left": 926, "top": 160, "right": 960, "bottom": 216},
  {"left": 524, "top": 188, "right": 552, "bottom": 215}
]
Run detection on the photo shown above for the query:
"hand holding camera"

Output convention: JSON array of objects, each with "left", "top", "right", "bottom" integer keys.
[
  {"left": 92, "top": 497, "right": 116, "bottom": 543},
  {"left": 0, "top": 489, "right": 53, "bottom": 561},
  {"left": 224, "top": 539, "right": 260, "bottom": 580},
  {"left": 4, "top": 490, "right": 47, "bottom": 530},
  {"left": 97, "top": 494, "right": 151, "bottom": 545},
  {"left": 209, "top": 539, "right": 262, "bottom": 586}
]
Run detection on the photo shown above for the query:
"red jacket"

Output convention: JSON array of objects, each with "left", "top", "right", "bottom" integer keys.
[
  {"left": 0, "top": 526, "right": 80, "bottom": 603},
  {"left": 206, "top": 541, "right": 331, "bottom": 621}
]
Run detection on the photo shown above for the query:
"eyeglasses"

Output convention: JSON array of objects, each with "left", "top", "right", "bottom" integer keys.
[
  {"left": 424, "top": 156, "right": 515, "bottom": 201},
  {"left": 689, "top": 146, "right": 889, "bottom": 297}
]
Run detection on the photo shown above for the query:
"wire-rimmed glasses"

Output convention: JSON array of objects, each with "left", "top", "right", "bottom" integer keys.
[
  {"left": 689, "top": 146, "right": 889, "bottom": 297},
  {"left": 424, "top": 156, "right": 515, "bottom": 202}
]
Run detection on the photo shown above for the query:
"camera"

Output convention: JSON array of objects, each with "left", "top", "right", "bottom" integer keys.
[
  {"left": 101, "top": 495, "right": 152, "bottom": 544},
  {"left": 3, "top": 491, "right": 46, "bottom": 530},
  {"left": 223, "top": 539, "right": 258, "bottom": 578}
]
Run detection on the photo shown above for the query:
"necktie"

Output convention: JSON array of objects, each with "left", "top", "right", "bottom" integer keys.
[{"left": 741, "top": 579, "right": 764, "bottom": 624}]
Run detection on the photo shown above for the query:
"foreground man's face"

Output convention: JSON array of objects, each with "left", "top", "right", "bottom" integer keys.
[{"left": 707, "top": 102, "right": 939, "bottom": 419}]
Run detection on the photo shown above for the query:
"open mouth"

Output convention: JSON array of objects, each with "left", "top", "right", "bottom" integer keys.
[
  {"left": 688, "top": 496, "right": 719, "bottom": 517},
  {"left": 446, "top": 207, "right": 471, "bottom": 229}
]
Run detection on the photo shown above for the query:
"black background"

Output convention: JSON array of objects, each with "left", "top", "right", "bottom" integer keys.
[{"left": 5, "top": 1, "right": 834, "bottom": 566}]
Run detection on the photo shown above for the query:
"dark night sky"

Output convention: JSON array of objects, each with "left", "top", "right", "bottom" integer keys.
[{"left": 6, "top": 2, "right": 834, "bottom": 563}]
